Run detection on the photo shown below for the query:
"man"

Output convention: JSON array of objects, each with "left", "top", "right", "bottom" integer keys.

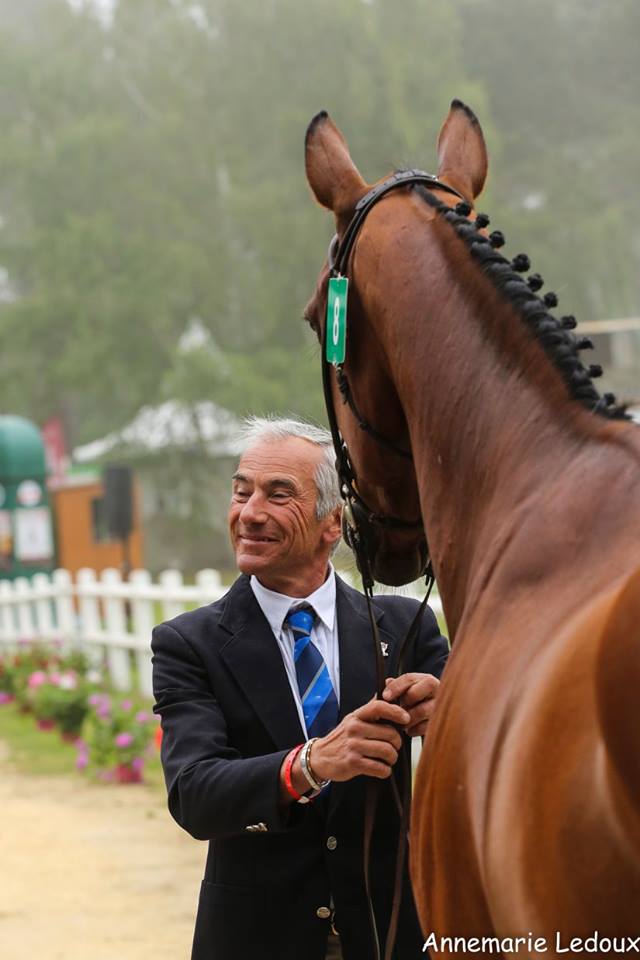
[{"left": 152, "top": 417, "right": 448, "bottom": 960}]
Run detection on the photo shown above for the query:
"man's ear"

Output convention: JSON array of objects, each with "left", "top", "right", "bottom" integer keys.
[
  {"left": 436, "top": 99, "right": 488, "bottom": 203},
  {"left": 323, "top": 505, "right": 343, "bottom": 548},
  {"left": 305, "top": 111, "right": 369, "bottom": 231}
]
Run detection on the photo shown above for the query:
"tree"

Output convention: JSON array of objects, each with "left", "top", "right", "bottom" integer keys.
[{"left": 0, "top": 0, "right": 486, "bottom": 444}]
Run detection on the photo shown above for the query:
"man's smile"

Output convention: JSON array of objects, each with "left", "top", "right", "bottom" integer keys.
[{"left": 238, "top": 532, "right": 278, "bottom": 544}]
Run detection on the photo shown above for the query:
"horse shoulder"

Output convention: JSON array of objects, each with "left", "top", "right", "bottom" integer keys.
[{"left": 483, "top": 568, "right": 640, "bottom": 934}]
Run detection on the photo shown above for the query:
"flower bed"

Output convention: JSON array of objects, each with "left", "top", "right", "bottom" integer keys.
[
  {"left": 0, "top": 643, "right": 52, "bottom": 709},
  {"left": 27, "top": 667, "right": 98, "bottom": 739},
  {"left": 0, "top": 642, "right": 160, "bottom": 784},
  {"left": 77, "top": 694, "right": 157, "bottom": 783}
]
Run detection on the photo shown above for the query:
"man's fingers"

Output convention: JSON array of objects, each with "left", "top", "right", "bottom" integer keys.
[
  {"left": 358, "top": 738, "right": 399, "bottom": 767},
  {"left": 382, "top": 673, "right": 423, "bottom": 702},
  {"left": 383, "top": 673, "right": 439, "bottom": 707},
  {"left": 359, "top": 757, "right": 394, "bottom": 780},
  {"left": 357, "top": 721, "right": 402, "bottom": 750},
  {"left": 358, "top": 696, "right": 410, "bottom": 726},
  {"left": 407, "top": 698, "right": 436, "bottom": 726},
  {"left": 399, "top": 677, "right": 439, "bottom": 709}
]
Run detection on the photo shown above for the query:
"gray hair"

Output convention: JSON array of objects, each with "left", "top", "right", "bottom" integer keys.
[{"left": 238, "top": 415, "right": 342, "bottom": 519}]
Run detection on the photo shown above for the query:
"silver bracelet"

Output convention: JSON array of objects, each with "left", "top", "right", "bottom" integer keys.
[{"left": 300, "top": 737, "right": 330, "bottom": 792}]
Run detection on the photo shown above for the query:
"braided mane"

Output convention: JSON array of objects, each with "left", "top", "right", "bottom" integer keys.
[{"left": 412, "top": 184, "right": 629, "bottom": 421}]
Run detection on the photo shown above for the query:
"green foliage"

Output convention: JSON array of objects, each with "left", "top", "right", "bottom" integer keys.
[
  {"left": 0, "top": 0, "right": 638, "bottom": 572},
  {"left": 0, "top": 640, "right": 162, "bottom": 783},
  {"left": 456, "top": 0, "right": 640, "bottom": 321},
  {"left": 0, "top": 0, "right": 485, "bottom": 445},
  {"left": 81, "top": 693, "right": 156, "bottom": 773},
  {"left": 0, "top": 642, "right": 53, "bottom": 703},
  {"left": 28, "top": 672, "right": 92, "bottom": 735},
  {"left": 0, "top": 698, "right": 81, "bottom": 776},
  {"left": 1, "top": 644, "right": 93, "bottom": 731}
]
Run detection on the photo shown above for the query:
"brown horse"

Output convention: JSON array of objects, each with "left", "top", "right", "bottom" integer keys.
[{"left": 304, "top": 101, "right": 640, "bottom": 956}]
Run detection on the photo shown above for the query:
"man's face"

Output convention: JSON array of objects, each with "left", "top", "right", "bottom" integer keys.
[{"left": 228, "top": 436, "right": 340, "bottom": 594}]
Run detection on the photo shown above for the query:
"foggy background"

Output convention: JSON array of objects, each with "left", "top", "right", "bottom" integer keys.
[{"left": 2, "top": 0, "right": 638, "bottom": 572}]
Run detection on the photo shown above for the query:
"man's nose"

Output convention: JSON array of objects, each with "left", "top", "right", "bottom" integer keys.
[{"left": 239, "top": 491, "right": 268, "bottom": 524}]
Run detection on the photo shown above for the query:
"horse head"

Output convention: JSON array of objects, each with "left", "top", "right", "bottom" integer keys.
[{"left": 303, "top": 102, "right": 488, "bottom": 587}]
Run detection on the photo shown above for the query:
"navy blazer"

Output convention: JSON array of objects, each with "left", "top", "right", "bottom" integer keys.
[{"left": 152, "top": 573, "right": 448, "bottom": 960}]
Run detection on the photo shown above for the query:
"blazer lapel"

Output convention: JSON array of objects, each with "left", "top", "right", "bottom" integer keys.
[
  {"left": 335, "top": 576, "right": 396, "bottom": 718},
  {"left": 218, "top": 576, "right": 305, "bottom": 750}
]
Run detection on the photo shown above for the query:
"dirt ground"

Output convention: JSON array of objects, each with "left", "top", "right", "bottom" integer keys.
[{"left": 0, "top": 741, "right": 205, "bottom": 960}]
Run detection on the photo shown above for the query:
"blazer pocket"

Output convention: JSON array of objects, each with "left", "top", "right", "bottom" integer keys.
[
  {"left": 201, "top": 879, "right": 259, "bottom": 904},
  {"left": 193, "top": 881, "right": 266, "bottom": 960}
]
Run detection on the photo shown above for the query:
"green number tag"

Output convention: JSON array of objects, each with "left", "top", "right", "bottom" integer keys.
[{"left": 325, "top": 276, "right": 348, "bottom": 364}]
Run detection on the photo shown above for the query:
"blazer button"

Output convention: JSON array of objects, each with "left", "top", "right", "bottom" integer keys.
[
  {"left": 316, "top": 906, "right": 331, "bottom": 919},
  {"left": 326, "top": 836, "right": 337, "bottom": 851}
]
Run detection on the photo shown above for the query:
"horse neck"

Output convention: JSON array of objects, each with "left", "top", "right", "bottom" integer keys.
[{"left": 363, "top": 216, "right": 618, "bottom": 633}]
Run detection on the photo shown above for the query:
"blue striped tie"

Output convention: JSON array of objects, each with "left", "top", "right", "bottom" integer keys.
[{"left": 285, "top": 607, "right": 339, "bottom": 738}]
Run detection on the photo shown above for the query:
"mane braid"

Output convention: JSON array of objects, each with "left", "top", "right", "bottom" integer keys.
[{"left": 412, "top": 184, "right": 629, "bottom": 421}]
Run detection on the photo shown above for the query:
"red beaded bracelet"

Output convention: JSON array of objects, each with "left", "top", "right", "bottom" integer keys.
[{"left": 282, "top": 743, "right": 305, "bottom": 801}]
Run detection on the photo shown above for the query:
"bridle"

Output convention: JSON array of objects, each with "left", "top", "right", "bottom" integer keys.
[
  {"left": 321, "top": 169, "right": 464, "bottom": 592},
  {"left": 318, "top": 169, "right": 463, "bottom": 960}
]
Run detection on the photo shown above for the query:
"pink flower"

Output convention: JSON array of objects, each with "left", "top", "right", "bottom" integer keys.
[
  {"left": 131, "top": 757, "right": 145, "bottom": 772},
  {"left": 115, "top": 732, "right": 134, "bottom": 749},
  {"left": 96, "top": 696, "right": 112, "bottom": 719},
  {"left": 135, "top": 711, "right": 149, "bottom": 724},
  {"left": 0, "top": 692, "right": 13, "bottom": 705},
  {"left": 120, "top": 699, "right": 133, "bottom": 711},
  {"left": 28, "top": 670, "right": 47, "bottom": 689},
  {"left": 49, "top": 671, "right": 62, "bottom": 686},
  {"left": 75, "top": 740, "right": 89, "bottom": 770},
  {"left": 88, "top": 693, "right": 102, "bottom": 707}
]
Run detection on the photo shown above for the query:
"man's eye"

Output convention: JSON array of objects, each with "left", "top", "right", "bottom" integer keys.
[
  {"left": 271, "top": 491, "right": 289, "bottom": 500},
  {"left": 234, "top": 489, "right": 249, "bottom": 499}
]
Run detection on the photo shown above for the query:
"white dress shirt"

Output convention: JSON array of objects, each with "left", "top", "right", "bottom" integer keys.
[{"left": 250, "top": 565, "right": 340, "bottom": 737}]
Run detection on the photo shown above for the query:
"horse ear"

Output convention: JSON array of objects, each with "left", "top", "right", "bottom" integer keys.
[
  {"left": 305, "top": 111, "right": 368, "bottom": 227},
  {"left": 436, "top": 99, "right": 488, "bottom": 202}
]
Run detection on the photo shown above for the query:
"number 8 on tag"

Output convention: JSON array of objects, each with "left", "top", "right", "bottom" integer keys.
[{"left": 325, "top": 277, "right": 348, "bottom": 364}]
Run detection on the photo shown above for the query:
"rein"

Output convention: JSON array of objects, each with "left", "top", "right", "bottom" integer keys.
[{"left": 320, "top": 169, "right": 460, "bottom": 960}]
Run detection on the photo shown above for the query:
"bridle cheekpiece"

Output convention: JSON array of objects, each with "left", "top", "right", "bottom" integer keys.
[{"left": 321, "top": 169, "right": 464, "bottom": 589}]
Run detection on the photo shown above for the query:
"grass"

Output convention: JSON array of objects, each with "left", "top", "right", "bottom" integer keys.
[
  {"left": 0, "top": 700, "right": 166, "bottom": 790},
  {"left": 0, "top": 701, "right": 81, "bottom": 776}
]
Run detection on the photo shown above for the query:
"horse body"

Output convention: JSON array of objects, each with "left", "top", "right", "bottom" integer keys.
[
  {"left": 304, "top": 102, "right": 640, "bottom": 952},
  {"left": 361, "top": 198, "right": 640, "bottom": 950},
  {"left": 415, "top": 564, "right": 640, "bottom": 948}
]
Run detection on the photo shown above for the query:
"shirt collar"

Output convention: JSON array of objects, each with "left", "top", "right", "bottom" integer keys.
[{"left": 250, "top": 564, "right": 337, "bottom": 636}]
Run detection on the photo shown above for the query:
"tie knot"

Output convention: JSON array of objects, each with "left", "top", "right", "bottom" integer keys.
[{"left": 285, "top": 606, "right": 315, "bottom": 637}]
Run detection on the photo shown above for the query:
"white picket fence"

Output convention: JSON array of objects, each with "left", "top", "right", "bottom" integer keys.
[
  {"left": 0, "top": 568, "right": 443, "bottom": 698},
  {"left": 0, "top": 568, "right": 226, "bottom": 698}
]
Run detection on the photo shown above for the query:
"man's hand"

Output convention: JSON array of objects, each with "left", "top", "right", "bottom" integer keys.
[
  {"left": 310, "top": 697, "right": 410, "bottom": 782},
  {"left": 382, "top": 672, "right": 440, "bottom": 737},
  {"left": 280, "top": 676, "right": 439, "bottom": 802}
]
